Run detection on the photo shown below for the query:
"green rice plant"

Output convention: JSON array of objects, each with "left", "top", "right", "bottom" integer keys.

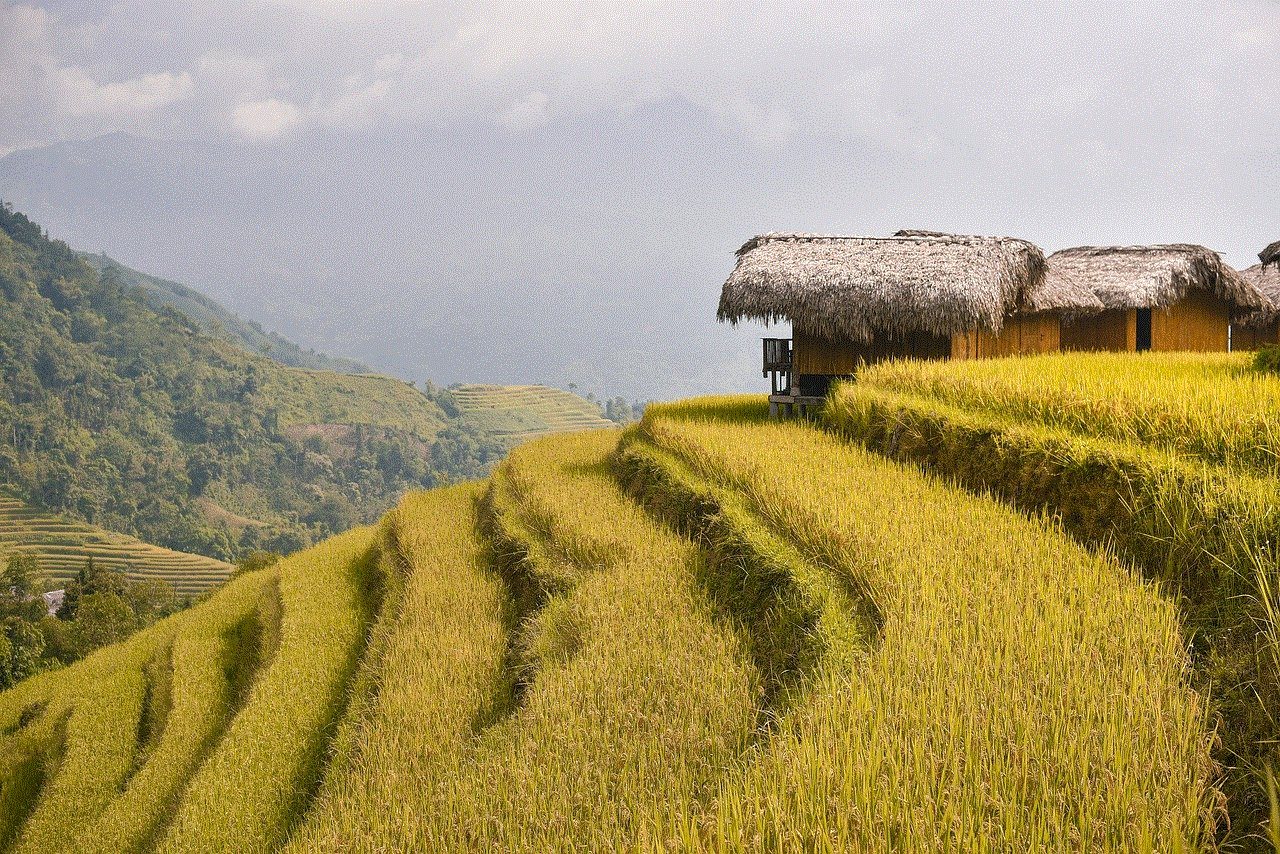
[
  {"left": 856, "top": 351, "right": 1280, "bottom": 471},
  {"left": 637, "top": 405, "right": 1216, "bottom": 851},
  {"left": 153, "top": 526, "right": 381, "bottom": 854}
]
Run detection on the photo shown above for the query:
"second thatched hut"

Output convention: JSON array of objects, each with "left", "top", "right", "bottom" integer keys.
[
  {"left": 1230, "top": 262, "right": 1280, "bottom": 350},
  {"left": 1044, "top": 244, "right": 1263, "bottom": 352}
]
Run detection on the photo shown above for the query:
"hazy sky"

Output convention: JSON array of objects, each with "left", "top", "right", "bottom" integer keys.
[{"left": 2, "top": 1, "right": 1278, "bottom": 399}]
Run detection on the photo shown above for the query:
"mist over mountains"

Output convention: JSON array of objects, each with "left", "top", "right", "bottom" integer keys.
[{"left": 0, "top": 123, "right": 779, "bottom": 402}]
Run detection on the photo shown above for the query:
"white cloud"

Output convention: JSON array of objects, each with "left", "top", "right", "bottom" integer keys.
[
  {"left": 497, "top": 90, "right": 550, "bottom": 132},
  {"left": 312, "top": 76, "right": 392, "bottom": 128},
  {"left": 56, "top": 67, "right": 194, "bottom": 117},
  {"left": 230, "top": 98, "right": 299, "bottom": 140}
]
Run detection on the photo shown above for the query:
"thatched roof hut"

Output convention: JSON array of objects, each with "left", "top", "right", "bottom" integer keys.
[
  {"left": 717, "top": 233, "right": 1059, "bottom": 342},
  {"left": 1045, "top": 244, "right": 1263, "bottom": 312},
  {"left": 1259, "top": 240, "right": 1280, "bottom": 268},
  {"left": 1236, "top": 264, "right": 1280, "bottom": 325}
]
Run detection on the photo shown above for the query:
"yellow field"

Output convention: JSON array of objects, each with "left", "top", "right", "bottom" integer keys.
[
  {"left": 829, "top": 353, "right": 1280, "bottom": 849},
  {"left": 449, "top": 384, "right": 615, "bottom": 446},
  {"left": 857, "top": 351, "right": 1280, "bottom": 470},
  {"left": 0, "top": 364, "right": 1269, "bottom": 851}
]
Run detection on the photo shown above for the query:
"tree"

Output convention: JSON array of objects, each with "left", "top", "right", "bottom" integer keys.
[{"left": 70, "top": 591, "right": 136, "bottom": 656}]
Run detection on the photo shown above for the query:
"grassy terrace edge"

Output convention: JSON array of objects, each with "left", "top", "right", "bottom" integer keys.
[
  {"left": 624, "top": 399, "right": 1215, "bottom": 850},
  {"left": 824, "top": 379, "right": 1280, "bottom": 849}
]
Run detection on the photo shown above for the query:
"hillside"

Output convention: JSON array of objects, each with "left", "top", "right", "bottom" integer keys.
[
  {"left": 444, "top": 383, "right": 617, "bottom": 447},
  {"left": 0, "top": 495, "right": 231, "bottom": 599},
  {"left": 0, "top": 355, "right": 1274, "bottom": 851},
  {"left": 0, "top": 202, "right": 490, "bottom": 567},
  {"left": 76, "top": 253, "right": 371, "bottom": 375}
]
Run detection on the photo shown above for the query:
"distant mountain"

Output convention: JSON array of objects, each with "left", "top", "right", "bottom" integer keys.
[
  {"left": 0, "top": 201, "right": 487, "bottom": 563},
  {"left": 77, "top": 251, "right": 371, "bottom": 374}
]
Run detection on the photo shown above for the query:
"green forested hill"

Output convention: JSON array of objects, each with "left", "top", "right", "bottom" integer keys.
[
  {"left": 0, "top": 202, "right": 502, "bottom": 563},
  {"left": 76, "top": 252, "right": 371, "bottom": 374}
]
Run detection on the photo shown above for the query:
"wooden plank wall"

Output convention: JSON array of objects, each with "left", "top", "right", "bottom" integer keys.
[
  {"left": 1060, "top": 309, "right": 1134, "bottom": 352},
  {"left": 1150, "top": 289, "right": 1230, "bottom": 352},
  {"left": 951, "top": 313, "right": 1061, "bottom": 360},
  {"left": 1231, "top": 322, "right": 1279, "bottom": 351},
  {"left": 792, "top": 327, "right": 950, "bottom": 375}
]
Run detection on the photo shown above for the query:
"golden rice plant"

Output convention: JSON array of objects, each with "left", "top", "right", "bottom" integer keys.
[
  {"left": 827, "top": 368, "right": 1280, "bottom": 848},
  {"left": 0, "top": 564, "right": 276, "bottom": 854},
  {"left": 72, "top": 571, "right": 275, "bottom": 854},
  {"left": 857, "top": 350, "right": 1280, "bottom": 471},
  {"left": 153, "top": 526, "right": 380, "bottom": 854},
  {"left": 292, "top": 431, "right": 759, "bottom": 852},
  {"left": 637, "top": 405, "right": 1216, "bottom": 851}
]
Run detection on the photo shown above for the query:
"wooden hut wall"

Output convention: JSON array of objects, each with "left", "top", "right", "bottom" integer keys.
[
  {"left": 1230, "top": 321, "right": 1279, "bottom": 352},
  {"left": 950, "top": 313, "right": 1061, "bottom": 359},
  {"left": 792, "top": 327, "right": 950, "bottom": 375},
  {"left": 1060, "top": 309, "right": 1134, "bottom": 352},
  {"left": 1149, "top": 288, "right": 1230, "bottom": 352}
]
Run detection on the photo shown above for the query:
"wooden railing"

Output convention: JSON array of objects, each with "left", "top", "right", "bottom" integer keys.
[{"left": 762, "top": 338, "right": 792, "bottom": 396}]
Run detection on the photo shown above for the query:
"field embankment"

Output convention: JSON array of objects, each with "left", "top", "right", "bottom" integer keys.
[
  {"left": 622, "top": 399, "right": 1215, "bottom": 850},
  {"left": 826, "top": 351, "right": 1280, "bottom": 848}
]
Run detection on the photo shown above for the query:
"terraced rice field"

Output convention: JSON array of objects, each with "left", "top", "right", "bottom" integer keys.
[
  {"left": 0, "top": 368, "right": 1267, "bottom": 852},
  {"left": 829, "top": 351, "right": 1280, "bottom": 849},
  {"left": 449, "top": 384, "right": 615, "bottom": 446},
  {"left": 0, "top": 497, "right": 232, "bottom": 597}
]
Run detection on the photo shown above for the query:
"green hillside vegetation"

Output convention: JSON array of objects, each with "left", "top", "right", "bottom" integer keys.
[
  {"left": 438, "top": 384, "right": 617, "bottom": 447},
  {"left": 5, "top": 357, "right": 1274, "bottom": 850},
  {"left": 0, "top": 202, "right": 503, "bottom": 567},
  {"left": 76, "top": 253, "right": 371, "bottom": 375},
  {"left": 265, "top": 371, "right": 442, "bottom": 436}
]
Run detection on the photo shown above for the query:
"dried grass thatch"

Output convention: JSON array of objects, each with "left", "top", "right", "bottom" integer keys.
[
  {"left": 1045, "top": 244, "right": 1264, "bottom": 312},
  {"left": 717, "top": 233, "right": 1052, "bottom": 342},
  {"left": 1259, "top": 240, "right": 1280, "bottom": 267},
  {"left": 893, "top": 230, "right": 1101, "bottom": 314},
  {"left": 1236, "top": 264, "right": 1280, "bottom": 326}
]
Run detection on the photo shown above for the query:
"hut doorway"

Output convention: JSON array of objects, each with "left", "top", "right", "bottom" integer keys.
[{"left": 1136, "top": 308, "right": 1152, "bottom": 351}]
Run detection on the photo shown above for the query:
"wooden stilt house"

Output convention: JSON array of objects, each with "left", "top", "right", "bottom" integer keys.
[
  {"left": 717, "top": 232, "right": 1088, "bottom": 414},
  {"left": 1230, "top": 244, "right": 1280, "bottom": 351},
  {"left": 1045, "top": 245, "right": 1263, "bottom": 353}
]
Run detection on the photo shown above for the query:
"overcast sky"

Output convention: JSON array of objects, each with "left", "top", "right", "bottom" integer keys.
[{"left": 1, "top": 1, "right": 1278, "bottom": 400}]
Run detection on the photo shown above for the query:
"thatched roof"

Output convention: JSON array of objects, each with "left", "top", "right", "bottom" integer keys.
[
  {"left": 1044, "top": 244, "right": 1264, "bottom": 312},
  {"left": 1259, "top": 240, "right": 1280, "bottom": 267},
  {"left": 717, "top": 233, "right": 1055, "bottom": 341},
  {"left": 1236, "top": 264, "right": 1280, "bottom": 326},
  {"left": 892, "top": 230, "right": 1101, "bottom": 314},
  {"left": 893, "top": 229, "right": 954, "bottom": 238}
]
